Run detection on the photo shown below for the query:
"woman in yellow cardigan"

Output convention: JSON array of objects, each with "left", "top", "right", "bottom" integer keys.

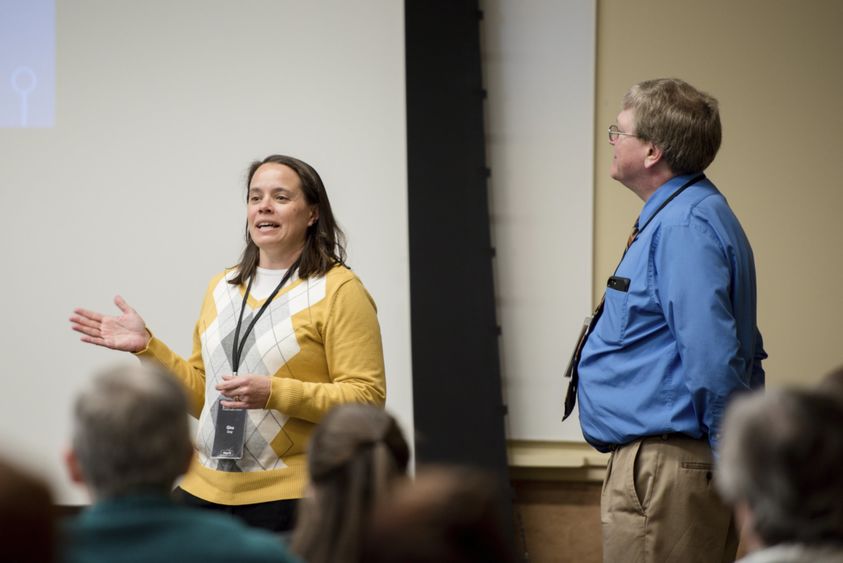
[{"left": 70, "top": 154, "right": 386, "bottom": 532}]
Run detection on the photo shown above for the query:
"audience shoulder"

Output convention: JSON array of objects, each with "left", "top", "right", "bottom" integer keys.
[{"left": 194, "top": 509, "right": 294, "bottom": 562}]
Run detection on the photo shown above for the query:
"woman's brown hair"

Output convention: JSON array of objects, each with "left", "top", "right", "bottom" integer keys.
[{"left": 229, "top": 154, "right": 346, "bottom": 286}]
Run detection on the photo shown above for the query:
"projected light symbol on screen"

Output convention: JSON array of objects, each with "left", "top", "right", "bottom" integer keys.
[{"left": 11, "top": 67, "right": 38, "bottom": 127}]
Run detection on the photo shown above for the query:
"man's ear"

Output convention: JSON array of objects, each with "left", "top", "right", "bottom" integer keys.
[
  {"left": 64, "top": 448, "right": 85, "bottom": 485},
  {"left": 735, "top": 500, "right": 764, "bottom": 552},
  {"left": 643, "top": 143, "right": 663, "bottom": 169}
]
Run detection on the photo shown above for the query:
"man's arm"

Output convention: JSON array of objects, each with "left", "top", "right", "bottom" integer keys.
[{"left": 653, "top": 222, "right": 752, "bottom": 452}]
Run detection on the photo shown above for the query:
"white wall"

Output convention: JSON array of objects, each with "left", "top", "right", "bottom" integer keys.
[
  {"left": 0, "top": 0, "right": 411, "bottom": 504},
  {"left": 482, "top": 0, "right": 596, "bottom": 441}
]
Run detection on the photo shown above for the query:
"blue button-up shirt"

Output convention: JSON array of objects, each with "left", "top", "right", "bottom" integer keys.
[{"left": 578, "top": 174, "right": 766, "bottom": 452}]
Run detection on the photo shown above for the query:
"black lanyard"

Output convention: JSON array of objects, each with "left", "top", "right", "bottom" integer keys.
[
  {"left": 635, "top": 174, "right": 705, "bottom": 240},
  {"left": 613, "top": 174, "right": 705, "bottom": 274},
  {"left": 231, "top": 259, "right": 300, "bottom": 374}
]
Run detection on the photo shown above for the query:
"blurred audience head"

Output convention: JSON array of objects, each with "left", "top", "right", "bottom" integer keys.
[
  {"left": 0, "top": 458, "right": 56, "bottom": 563},
  {"left": 65, "top": 364, "right": 192, "bottom": 500},
  {"left": 291, "top": 403, "right": 410, "bottom": 563},
  {"left": 363, "top": 465, "right": 515, "bottom": 563},
  {"left": 818, "top": 364, "right": 843, "bottom": 406},
  {"left": 717, "top": 388, "right": 843, "bottom": 551}
]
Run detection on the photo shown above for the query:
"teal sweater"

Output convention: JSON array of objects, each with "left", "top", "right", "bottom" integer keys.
[{"left": 61, "top": 493, "right": 299, "bottom": 563}]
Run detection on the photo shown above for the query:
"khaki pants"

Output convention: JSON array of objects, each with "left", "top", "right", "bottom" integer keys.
[{"left": 601, "top": 434, "right": 738, "bottom": 563}]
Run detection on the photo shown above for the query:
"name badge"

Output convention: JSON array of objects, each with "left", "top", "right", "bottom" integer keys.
[{"left": 211, "top": 398, "right": 247, "bottom": 459}]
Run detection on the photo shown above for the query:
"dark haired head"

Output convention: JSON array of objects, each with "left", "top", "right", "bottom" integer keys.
[
  {"left": 818, "top": 365, "right": 843, "bottom": 407},
  {"left": 0, "top": 459, "right": 56, "bottom": 563},
  {"left": 291, "top": 404, "right": 410, "bottom": 563},
  {"left": 363, "top": 465, "right": 516, "bottom": 563}
]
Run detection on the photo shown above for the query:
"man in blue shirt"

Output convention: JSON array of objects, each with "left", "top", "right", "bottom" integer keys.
[
  {"left": 576, "top": 78, "right": 766, "bottom": 562},
  {"left": 62, "top": 365, "right": 299, "bottom": 563}
]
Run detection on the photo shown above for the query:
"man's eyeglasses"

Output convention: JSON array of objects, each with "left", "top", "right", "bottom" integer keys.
[{"left": 608, "top": 125, "right": 637, "bottom": 142}]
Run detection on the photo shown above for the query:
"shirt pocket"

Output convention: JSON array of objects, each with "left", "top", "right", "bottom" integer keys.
[{"left": 596, "top": 287, "right": 629, "bottom": 345}]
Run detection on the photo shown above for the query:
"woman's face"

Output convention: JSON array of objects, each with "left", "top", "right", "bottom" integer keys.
[{"left": 247, "top": 163, "right": 318, "bottom": 267}]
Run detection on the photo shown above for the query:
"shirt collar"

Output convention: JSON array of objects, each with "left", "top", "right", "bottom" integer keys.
[{"left": 638, "top": 173, "right": 701, "bottom": 229}]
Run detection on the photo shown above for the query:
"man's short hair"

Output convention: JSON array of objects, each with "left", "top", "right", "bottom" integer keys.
[
  {"left": 624, "top": 78, "right": 721, "bottom": 175},
  {"left": 717, "top": 388, "right": 843, "bottom": 547},
  {"left": 71, "top": 364, "right": 192, "bottom": 499}
]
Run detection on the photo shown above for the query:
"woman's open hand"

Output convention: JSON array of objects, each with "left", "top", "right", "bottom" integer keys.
[{"left": 70, "top": 295, "right": 150, "bottom": 353}]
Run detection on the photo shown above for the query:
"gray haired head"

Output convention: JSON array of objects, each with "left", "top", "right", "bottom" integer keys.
[
  {"left": 623, "top": 78, "right": 721, "bottom": 175},
  {"left": 71, "top": 364, "right": 192, "bottom": 499},
  {"left": 717, "top": 388, "right": 843, "bottom": 547}
]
